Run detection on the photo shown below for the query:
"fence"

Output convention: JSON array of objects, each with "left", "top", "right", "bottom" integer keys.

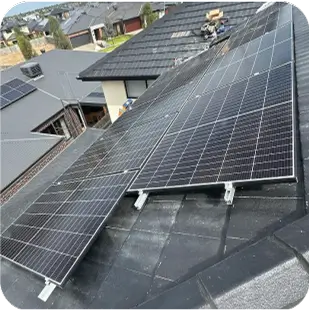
[{"left": 0, "top": 37, "right": 51, "bottom": 55}]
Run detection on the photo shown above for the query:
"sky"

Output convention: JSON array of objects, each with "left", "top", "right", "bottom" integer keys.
[{"left": 6, "top": 2, "right": 60, "bottom": 16}]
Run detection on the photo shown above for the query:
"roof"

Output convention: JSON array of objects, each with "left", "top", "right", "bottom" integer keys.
[
  {"left": 1, "top": 50, "right": 105, "bottom": 133},
  {"left": 49, "top": 7, "right": 69, "bottom": 16},
  {"left": 60, "top": 4, "right": 109, "bottom": 36},
  {"left": 1, "top": 3, "right": 309, "bottom": 309},
  {"left": 27, "top": 19, "right": 39, "bottom": 32},
  {"left": 0, "top": 50, "right": 106, "bottom": 190},
  {"left": 105, "top": 2, "right": 143, "bottom": 23},
  {"left": 60, "top": 2, "right": 164, "bottom": 36},
  {"left": 61, "top": 10, "right": 94, "bottom": 35},
  {"left": 80, "top": 85, "right": 106, "bottom": 106},
  {"left": 33, "top": 18, "right": 50, "bottom": 33},
  {"left": 0, "top": 132, "right": 62, "bottom": 190},
  {"left": 0, "top": 20, "right": 14, "bottom": 31},
  {"left": 78, "top": 2, "right": 262, "bottom": 81}
]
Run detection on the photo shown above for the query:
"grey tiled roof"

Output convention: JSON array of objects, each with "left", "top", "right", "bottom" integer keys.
[
  {"left": 49, "top": 7, "right": 69, "bottom": 16},
  {"left": 33, "top": 18, "right": 50, "bottom": 33},
  {"left": 27, "top": 19, "right": 39, "bottom": 32},
  {"left": 60, "top": 2, "right": 164, "bottom": 37},
  {"left": 78, "top": 2, "right": 262, "bottom": 80},
  {"left": 106, "top": 2, "right": 143, "bottom": 22},
  {"left": 61, "top": 10, "right": 95, "bottom": 35}
]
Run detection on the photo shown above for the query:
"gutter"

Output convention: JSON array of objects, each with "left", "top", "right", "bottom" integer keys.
[{"left": 76, "top": 74, "right": 160, "bottom": 82}]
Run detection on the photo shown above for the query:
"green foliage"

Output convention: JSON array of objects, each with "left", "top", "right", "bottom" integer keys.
[
  {"left": 48, "top": 16, "right": 72, "bottom": 50},
  {"left": 103, "top": 17, "right": 116, "bottom": 44},
  {"left": 141, "top": 3, "right": 158, "bottom": 28},
  {"left": 14, "top": 27, "right": 37, "bottom": 60},
  {"left": 104, "top": 17, "right": 115, "bottom": 38}
]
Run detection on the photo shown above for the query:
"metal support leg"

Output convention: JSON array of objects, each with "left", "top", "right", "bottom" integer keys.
[
  {"left": 134, "top": 190, "right": 149, "bottom": 211},
  {"left": 38, "top": 278, "right": 56, "bottom": 302},
  {"left": 224, "top": 182, "right": 235, "bottom": 205}
]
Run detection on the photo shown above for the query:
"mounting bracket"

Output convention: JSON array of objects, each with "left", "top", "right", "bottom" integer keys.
[
  {"left": 38, "top": 278, "right": 56, "bottom": 302},
  {"left": 224, "top": 182, "right": 235, "bottom": 205},
  {"left": 134, "top": 190, "right": 149, "bottom": 211}
]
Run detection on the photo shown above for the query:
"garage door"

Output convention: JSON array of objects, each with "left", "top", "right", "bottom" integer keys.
[
  {"left": 125, "top": 18, "right": 142, "bottom": 33},
  {"left": 70, "top": 33, "right": 92, "bottom": 48}
]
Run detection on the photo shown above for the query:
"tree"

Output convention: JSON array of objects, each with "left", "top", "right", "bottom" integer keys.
[
  {"left": 14, "top": 27, "right": 37, "bottom": 60},
  {"left": 48, "top": 16, "right": 72, "bottom": 50},
  {"left": 141, "top": 3, "right": 158, "bottom": 28},
  {"left": 103, "top": 17, "right": 116, "bottom": 44}
]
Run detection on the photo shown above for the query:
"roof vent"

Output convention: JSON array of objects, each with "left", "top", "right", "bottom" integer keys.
[{"left": 20, "top": 62, "right": 43, "bottom": 78}]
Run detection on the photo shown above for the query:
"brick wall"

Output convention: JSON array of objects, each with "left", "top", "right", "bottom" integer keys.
[
  {"left": 65, "top": 106, "right": 84, "bottom": 138},
  {"left": 0, "top": 139, "right": 70, "bottom": 205}
]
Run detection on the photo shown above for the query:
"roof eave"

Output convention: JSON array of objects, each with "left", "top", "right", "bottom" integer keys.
[{"left": 77, "top": 74, "right": 160, "bottom": 82}]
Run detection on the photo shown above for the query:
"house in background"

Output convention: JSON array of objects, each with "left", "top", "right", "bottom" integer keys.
[
  {"left": 23, "top": 13, "right": 40, "bottom": 22},
  {"left": 78, "top": 2, "right": 262, "bottom": 122},
  {"left": 60, "top": 3, "right": 111, "bottom": 48},
  {"left": 105, "top": 2, "right": 168, "bottom": 35},
  {"left": 0, "top": 49, "right": 110, "bottom": 201},
  {"left": 0, "top": 19, "right": 31, "bottom": 45},
  {"left": 48, "top": 7, "right": 71, "bottom": 20},
  {"left": 32, "top": 18, "right": 51, "bottom": 36}
]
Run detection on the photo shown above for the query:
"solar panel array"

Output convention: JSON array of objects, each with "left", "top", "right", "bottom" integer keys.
[
  {"left": 191, "top": 16, "right": 292, "bottom": 99},
  {"left": 0, "top": 36, "right": 222, "bottom": 285},
  {"left": 227, "top": 2, "right": 291, "bottom": 51},
  {"left": 0, "top": 78, "right": 37, "bottom": 110},
  {"left": 130, "top": 4, "right": 295, "bottom": 191},
  {"left": 1, "top": 4, "right": 297, "bottom": 287},
  {"left": 1, "top": 172, "right": 136, "bottom": 285}
]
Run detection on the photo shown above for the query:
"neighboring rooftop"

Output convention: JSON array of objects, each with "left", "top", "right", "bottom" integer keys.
[
  {"left": 78, "top": 2, "right": 262, "bottom": 80},
  {"left": 0, "top": 132, "right": 62, "bottom": 190},
  {"left": 1, "top": 49, "right": 105, "bottom": 134},
  {"left": 104, "top": 2, "right": 144, "bottom": 23},
  {"left": 61, "top": 9, "right": 95, "bottom": 35},
  {"left": 80, "top": 85, "right": 106, "bottom": 106},
  {"left": 0, "top": 49, "right": 106, "bottom": 191},
  {"left": 1, "top": 3, "right": 309, "bottom": 309},
  {"left": 48, "top": 7, "right": 69, "bottom": 16}
]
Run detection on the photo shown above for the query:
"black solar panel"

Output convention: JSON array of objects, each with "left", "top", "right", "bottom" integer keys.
[
  {"left": 228, "top": 3, "right": 291, "bottom": 50},
  {"left": 0, "top": 171, "right": 137, "bottom": 286},
  {"left": 191, "top": 22, "right": 292, "bottom": 99},
  {"left": 130, "top": 4, "right": 295, "bottom": 192},
  {"left": 0, "top": 78, "right": 37, "bottom": 109}
]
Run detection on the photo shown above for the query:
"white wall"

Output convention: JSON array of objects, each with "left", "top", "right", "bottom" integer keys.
[
  {"left": 90, "top": 23, "right": 105, "bottom": 43},
  {"left": 102, "top": 81, "right": 127, "bottom": 123}
]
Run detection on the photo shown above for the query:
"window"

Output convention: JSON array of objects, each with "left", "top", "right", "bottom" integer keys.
[
  {"left": 146, "top": 79, "right": 156, "bottom": 87},
  {"left": 125, "top": 80, "right": 147, "bottom": 98}
]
